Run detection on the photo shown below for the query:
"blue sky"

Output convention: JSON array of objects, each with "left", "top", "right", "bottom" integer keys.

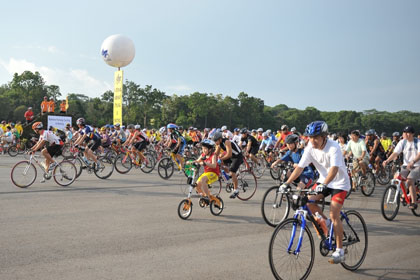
[{"left": 0, "top": 0, "right": 419, "bottom": 112}]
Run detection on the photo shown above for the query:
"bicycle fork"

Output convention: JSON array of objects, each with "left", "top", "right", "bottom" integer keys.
[{"left": 288, "top": 211, "right": 307, "bottom": 257}]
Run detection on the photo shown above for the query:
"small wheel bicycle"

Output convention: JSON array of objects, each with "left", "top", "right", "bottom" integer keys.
[
  {"left": 11, "top": 153, "right": 77, "bottom": 188},
  {"left": 381, "top": 173, "right": 420, "bottom": 221},
  {"left": 178, "top": 162, "right": 224, "bottom": 220},
  {"left": 268, "top": 189, "right": 368, "bottom": 280}
]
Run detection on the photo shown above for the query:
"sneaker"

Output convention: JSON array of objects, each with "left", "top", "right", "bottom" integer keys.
[
  {"left": 40, "top": 177, "right": 46, "bottom": 183},
  {"left": 230, "top": 190, "right": 239, "bottom": 199},
  {"left": 48, "top": 162, "right": 58, "bottom": 171},
  {"left": 94, "top": 162, "right": 101, "bottom": 171},
  {"left": 328, "top": 249, "right": 345, "bottom": 264},
  {"left": 141, "top": 163, "right": 146, "bottom": 169}
]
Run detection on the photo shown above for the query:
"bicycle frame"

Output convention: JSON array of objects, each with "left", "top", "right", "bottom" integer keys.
[{"left": 387, "top": 175, "right": 412, "bottom": 205}]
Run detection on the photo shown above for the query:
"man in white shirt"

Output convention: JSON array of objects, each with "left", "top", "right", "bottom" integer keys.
[
  {"left": 384, "top": 125, "right": 419, "bottom": 209},
  {"left": 221, "top": 125, "right": 233, "bottom": 140},
  {"left": 280, "top": 121, "right": 350, "bottom": 264}
]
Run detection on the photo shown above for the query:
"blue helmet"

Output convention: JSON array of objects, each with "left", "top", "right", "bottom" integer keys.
[
  {"left": 167, "top": 123, "right": 177, "bottom": 129},
  {"left": 201, "top": 139, "right": 215, "bottom": 148},
  {"left": 304, "top": 121, "right": 328, "bottom": 137}
]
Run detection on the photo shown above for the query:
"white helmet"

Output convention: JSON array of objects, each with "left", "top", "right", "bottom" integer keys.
[
  {"left": 291, "top": 127, "right": 297, "bottom": 132},
  {"left": 159, "top": 127, "right": 166, "bottom": 134},
  {"left": 221, "top": 125, "right": 227, "bottom": 131},
  {"left": 257, "top": 128, "right": 263, "bottom": 132},
  {"left": 134, "top": 124, "right": 141, "bottom": 130}
]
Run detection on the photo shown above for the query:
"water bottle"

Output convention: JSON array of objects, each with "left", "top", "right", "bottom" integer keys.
[
  {"left": 221, "top": 169, "right": 230, "bottom": 181},
  {"left": 314, "top": 212, "right": 328, "bottom": 237},
  {"left": 82, "top": 156, "right": 90, "bottom": 165}
]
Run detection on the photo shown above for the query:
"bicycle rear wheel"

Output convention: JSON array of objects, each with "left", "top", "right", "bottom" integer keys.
[
  {"left": 340, "top": 210, "right": 368, "bottom": 271},
  {"left": 237, "top": 170, "right": 257, "bottom": 201},
  {"left": 53, "top": 160, "right": 77, "bottom": 186},
  {"left": 376, "top": 167, "right": 390, "bottom": 185},
  {"left": 361, "top": 172, "right": 375, "bottom": 196},
  {"left": 114, "top": 153, "right": 132, "bottom": 174},
  {"left": 210, "top": 196, "right": 224, "bottom": 216},
  {"left": 381, "top": 185, "right": 400, "bottom": 221},
  {"left": 8, "top": 145, "right": 18, "bottom": 157},
  {"left": 269, "top": 218, "right": 315, "bottom": 280},
  {"left": 140, "top": 152, "right": 155, "bottom": 173},
  {"left": 208, "top": 179, "right": 222, "bottom": 196},
  {"left": 261, "top": 186, "right": 290, "bottom": 227},
  {"left": 178, "top": 199, "right": 192, "bottom": 220},
  {"left": 94, "top": 156, "right": 114, "bottom": 179},
  {"left": 157, "top": 157, "right": 174, "bottom": 180},
  {"left": 270, "top": 167, "right": 281, "bottom": 181},
  {"left": 11, "top": 161, "right": 37, "bottom": 188},
  {"left": 412, "top": 192, "right": 420, "bottom": 217}
]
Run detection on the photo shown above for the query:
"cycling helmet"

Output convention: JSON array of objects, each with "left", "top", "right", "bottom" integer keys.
[
  {"left": 380, "top": 132, "right": 386, "bottom": 137},
  {"left": 365, "top": 129, "right": 374, "bottom": 136},
  {"left": 267, "top": 129, "right": 272, "bottom": 134},
  {"left": 32, "top": 122, "right": 43, "bottom": 130},
  {"left": 281, "top": 125, "right": 289, "bottom": 131},
  {"left": 100, "top": 127, "right": 106, "bottom": 131},
  {"left": 135, "top": 124, "right": 141, "bottom": 130},
  {"left": 304, "top": 121, "right": 328, "bottom": 137},
  {"left": 127, "top": 124, "right": 135, "bottom": 129},
  {"left": 257, "top": 128, "right": 263, "bottom": 132},
  {"left": 262, "top": 132, "right": 268, "bottom": 137},
  {"left": 11, "top": 123, "right": 15, "bottom": 127},
  {"left": 221, "top": 125, "right": 227, "bottom": 131},
  {"left": 291, "top": 127, "right": 297, "bottom": 132},
  {"left": 178, "top": 126, "right": 183, "bottom": 130},
  {"left": 251, "top": 129, "right": 256, "bottom": 133},
  {"left": 115, "top": 123, "right": 120, "bottom": 127},
  {"left": 159, "top": 127, "right": 166, "bottom": 134},
  {"left": 167, "top": 123, "right": 177, "bottom": 129},
  {"left": 212, "top": 131, "right": 223, "bottom": 142},
  {"left": 392, "top": 131, "right": 400, "bottom": 137},
  {"left": 240, "top": 128, "right": 248, "bottom": 134},
  {"left": 234, "top": 128, "right": 240, "bottom": 132},
  {"left": 285, "top": 134, "right": 299, "bottom": 144},
  {"left": 201, "top": 139, "right": 215, "bottom": 149},
  {"left": 110, "top": 125, "right": 114, "bottom": 129},
  {"left": 65, "top": 123, "right": 71, "bottom": 127},
  {"left": 76, "top": 118, "right": 85, "bottom": 125}
]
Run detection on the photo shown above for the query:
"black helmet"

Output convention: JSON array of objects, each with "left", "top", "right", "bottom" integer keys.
[
  {"left": 240, "top": 128, "right": 248, "bottom": 134},
  {"left": 285, "top": 134, "right": 299, "bottom": 144}
]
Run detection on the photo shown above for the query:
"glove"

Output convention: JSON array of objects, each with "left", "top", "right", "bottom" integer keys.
[
  {"left": 217, "top": 159, "right": 222, "bottom": 165},
  {"left": 279, "top": 183, "right": 290, "bottom": 193},
  {"left": 315, "top": 183, "right": 326, "bottom": 193},
  {"left": 75, "top": 144, "right": 79, "bottom": 148}
]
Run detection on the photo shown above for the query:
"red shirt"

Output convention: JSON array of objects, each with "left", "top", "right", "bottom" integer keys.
[
  {"left": 24, "top": 110, "right": 34, "bottom": 120},
  {"left": 202, "top": 152, "right": 220, "bottom": 175}
]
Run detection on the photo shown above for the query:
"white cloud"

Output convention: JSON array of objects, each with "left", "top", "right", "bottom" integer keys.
[
  {"left": 0, "top": 58, "right": 111, "bottom": 97},
  {"left": 165, "top": 84, "right": 192, "bottom": 93}
]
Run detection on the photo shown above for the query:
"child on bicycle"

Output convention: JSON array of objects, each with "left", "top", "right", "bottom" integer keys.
[
  {"left": 280, "top": 121, "right": 351, "bottom": 264},
  {"left": 194, "top": 139, "right": 220, "bottom": 203}
]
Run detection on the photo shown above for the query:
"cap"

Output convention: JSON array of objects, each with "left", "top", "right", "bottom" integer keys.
[{"left": 403, "top": 126, "right": 415, "bottom": 133}]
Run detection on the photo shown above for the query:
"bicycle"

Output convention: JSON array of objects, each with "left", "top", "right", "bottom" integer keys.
[
  {"left": 224, "top": 159, "right": 258, "bottom": 201},
  {"left": 114, "top": 146, "right": 155, "bottom": 174},
  {"left": 67, "top": 146, "right": 115, "bottom": 179},
  {"left": 179, "top": 159, "right": 221, "bottom": 196},
  {"left": 157, "top": 149, "right": 194, "bottom": 180},
  {"left": 268, "top": 189, "right": 368, "bottom": 280},
  {"left": 11, "top": 153, "right": 77, "bottom": 188},
  {"left": 6, "top": 140, "right": 26, "bottom": 157},
  {"left": 177, "top": 162, "right": 224, "bottom": 220},
  {"left": 346, "top": 158, "right": 376, "bottom": 197},
  {"left": 381, "top": 172, "right": 420, "bottom": 221}
]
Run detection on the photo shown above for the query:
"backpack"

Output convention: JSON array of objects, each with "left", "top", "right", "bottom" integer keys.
[{"left": 401, "top": 138, "right": 418, "bottom": 152}]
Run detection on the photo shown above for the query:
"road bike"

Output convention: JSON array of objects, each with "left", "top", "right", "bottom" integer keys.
[
  {"left": 114, "top": 146, "right": 155, "bottom": 174},
  {"left": 346, "top": 158, "right": 376, "bottom": 197},
  {"left": 268, "top": 189, "right": 368, "bottom": 280},
  {"left": 11, "top": 153, "right": 77, "bottom": 188},
  {"left": 66, "top": 146, "right": 114, "bottom": 179},
  {"left": 225, "top": 159, "right": 258, "bottom": 201},
  {"left": 381, "top": 172, "right": 420, "bottom": 221},
  {"left": 178, "top": 161, "right": 224, "bottom": 220}
]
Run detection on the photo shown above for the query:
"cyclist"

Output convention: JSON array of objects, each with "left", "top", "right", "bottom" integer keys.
[
  {"left": 221, "top": 125, "right": 233, "bottom": 140},
  {"left": 345, "top": 130, "right": 369, "bottom": 181},
  {"left": 64, "top": 123, "right": 73, "bottom": 143},
  {"left": 274, "top": 125, "right": 291, "bottom": 149},
  {"left": 271, "top": 134, "right": 314, "bottom": 189},
  {"left": 380, "top": 132, "right": 392, "bottom": 153},
  {"left": 280, "top": 121, "right": 350, "bottom": 264},
  {"left": 167, "top": 123, "right": 186, "bottom": 170},
  {"left": 194, "top": 139, "right": 220, "bottom": 203},
  {"left": 30, "top": 122, "right": 63, "bottom": 181},
  {"left": 124, "top": 124, "right": 149, "bottom": 167},
  {"left": 232, "top": 128, "right": 242, "bottom": 147},
  {"left": 1, "top": 125, "right": 13, "bottom": 152},
  {"left": 99, "top": 127, "right": 111, "bottom": 152},
  {"left": 73, "top": 118, "right": 101, "bottom": 170},
  {"left": 365, "top": 129, "right": 386, "bottom": 173},
  {"left": 384, "top": 126, "right": 419, "bottom": 210},
  {"left": 259, "top": 132, "right": 275, "bottom": 157},
  {"left": 241, "top": 128, "right": 260, "bottom": 166},
  {"left": 212, "top": 131, "right": 244, "bottom": 199},
  {"left": 256, "top": 128, "right": 264, "bottom": 142},
  {"left": 113, "top": 123, "right": 126, "bottom": 145}
]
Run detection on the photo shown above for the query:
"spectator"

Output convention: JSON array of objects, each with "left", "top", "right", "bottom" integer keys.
[
  {"left": 15, "top": 121, "right": 23, "bottom": 136},
  {"left": 41, "top": 96, "right": 48, "bottom": 115},
  {"left": 0, "top": 120, "right": 6, "bottom": 132},
  {"left": 1, "top": 126, "right": 13, "bottom": 152},
  {"left": 48, "top": 98, "right": 55, "bottom": 113},
  {"left": 24, "top": 107, "right": 34, "bottom": 124},
  {"left": 59, "top": 100, "right": 67, "bottom": 114}
]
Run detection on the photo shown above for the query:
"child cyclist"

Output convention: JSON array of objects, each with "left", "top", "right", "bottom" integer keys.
[{"left": 194, "top": 139, "right": 220, "bottom": 204}]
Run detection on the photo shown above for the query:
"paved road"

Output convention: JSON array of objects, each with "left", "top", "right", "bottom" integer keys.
[{"left": 1, "top": 155, "right": 419, "bottom": 280}]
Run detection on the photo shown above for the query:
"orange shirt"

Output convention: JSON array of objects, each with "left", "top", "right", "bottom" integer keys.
[
  {"left": 48, "top": 100, "right": 55, "bottom": 112},
  {"left": 41, "top": 101, "right": 49, "bottom": 112},
  {"left": 60, "top": 102, "right": 66, "bottom": 112}
]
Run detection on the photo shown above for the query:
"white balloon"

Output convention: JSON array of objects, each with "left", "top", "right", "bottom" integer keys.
[{"left": 100, "top": 34, "right": 135, "bottom": 68}]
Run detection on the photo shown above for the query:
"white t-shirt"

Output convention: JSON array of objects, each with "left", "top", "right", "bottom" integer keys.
[
  {"left": 223, "top": 130, "right": 233, "bottom": 140},
  {"left": 298, "top": 139, "right": 350, "bottom": 191},
  {"left": 393, "top": 139, "right": 420, "bottom": 167},
  {"left": 40, "top": 130, "right": 61, "bottom": 145},
  {"left": 232, "top": 134, "right": 242, "bottom": 146}
]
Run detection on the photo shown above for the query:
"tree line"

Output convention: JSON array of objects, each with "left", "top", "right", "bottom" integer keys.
[{"left": 0, "top": 70, "right": 419, "bottom": 135}]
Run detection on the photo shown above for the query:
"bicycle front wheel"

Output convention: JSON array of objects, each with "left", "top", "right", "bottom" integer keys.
[
  {"left": 270, "top": 167, "right": 281, "bottom": 181},
  {"left": 341, "top": 210, "right": 368, "bottom": 271},
  {"left": 381, "top": 185, "right": 400, "bottom": 221},
  {"left": 269, "top": 218, "right": 315, "bottom": 280},
  {"left": 8, "top": 145, "right": 18, "bottom": 157},
  {"left": 261, "top": 186, "right": 290, "bottom": 227},
  {"left": 114, "top": 153, "right": 132, "bottom": 174},
  {"left": 94, "top": 156, "right": 114, "bottom": 179},
  {"left": 361, "top": 172, "right": 375, "bottom": 196},
  {"left": 236, "top": 170, "right": 257, "bottom": 201},
  {"left": 53, "top": 160, "right": 77, "bottom": 186},
  {"left": 140, "top": 152, "right": 155, "bottom": 173},
  {"left": 411, "top": 192, "right": 420, "bottom": 217},
  {"left": 157, "top": 157, "right": 174, "bottom": 180},
  {"left": 11, "top": 161, "right": 37, "bottom": 188},
  {"left": 208, "top": 179, "right": 222, "bottom": 196}
]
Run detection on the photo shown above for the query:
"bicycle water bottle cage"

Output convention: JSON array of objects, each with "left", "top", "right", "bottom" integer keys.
[
  {"left": 187, "top": 177, "right": 193, "bottom": 185},
  {"left": 291, "top": 194, "right": 308, "bottom": 210}
]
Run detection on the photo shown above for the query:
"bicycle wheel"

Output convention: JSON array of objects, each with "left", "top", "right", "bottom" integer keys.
[
  {"left": 381, "top": 185, "right": 400, "bottom": 221},
  {"left": 361, "top": 172, "right": 375, "bottom": 196},
  {"left": 11, "top": 161, "right": 37, "bottom": 188},
  {"left": 269, "top": 218, "right": 315, "bottom": 280},
  {"left": 61, "top": 144, "right": 72, "bottom": 158},
  {"left": 140, "top": 152, "right": 155, "bottom": 173},
  {"left": 53, "top": 160, "right": 77, "bottom": 186},
  {"left": 73, "top": 157, "right": 83, "bottom": 178},
  {"left": 208, "top": 179, "right": 222, "bottom": 196},
  {"left": 253, "top": 157, "right": 265, "bottom": 179},
  {"left": 157, "top": 157, "right": 174, "bottom": 180},
  {"left": 270, "top": 167, "right": 281, "bottom": 181},
  {"left": 261, "top": 186, "right": 290, "bottom": 227},
  {"left": 8, "top": 145, "right": 18, "bottom": 157},
  {"left": 237, "top": 170, "right": 257, "bottom": 201},
  {"left": 340, "top": 210, "right": 368, "bottom": 271},
  {"left": 210, "top": 196, "right": 224, "bottom": 216},
  {"left": 114, "top": 153, "right": 132, "bottom": 174},
  {"left": 411, "top": 192, "right": 420, "bottom": 217},
  {"left": 94, "top": 156, "right": 114, "bottom": 179},
  {"left": 178, "top": 199, "right": 192, "bottom": 220}
]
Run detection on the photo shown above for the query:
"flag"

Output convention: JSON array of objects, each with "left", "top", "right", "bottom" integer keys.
[{"left": 65, "top": 96, "right": 69, "bottom": 110}]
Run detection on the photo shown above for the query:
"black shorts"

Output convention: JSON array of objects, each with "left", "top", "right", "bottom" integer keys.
[
  {"left": 311, "top": 185, "right": 347, "bottom": 205},
  {"left": 249, "top": 146, "right": 259, "bottom": 155},
  {"left": 88, "top": 139, "right": 101, "bottom": 152},
  {"left": 223, "top": 154, "right": 244, "bottom": 173},
  {"left": 47, "top": 144, "right": 62, "bottom": 157},
  {"left": 134, "top": 141, "right": 147, "bottom": 152}
]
